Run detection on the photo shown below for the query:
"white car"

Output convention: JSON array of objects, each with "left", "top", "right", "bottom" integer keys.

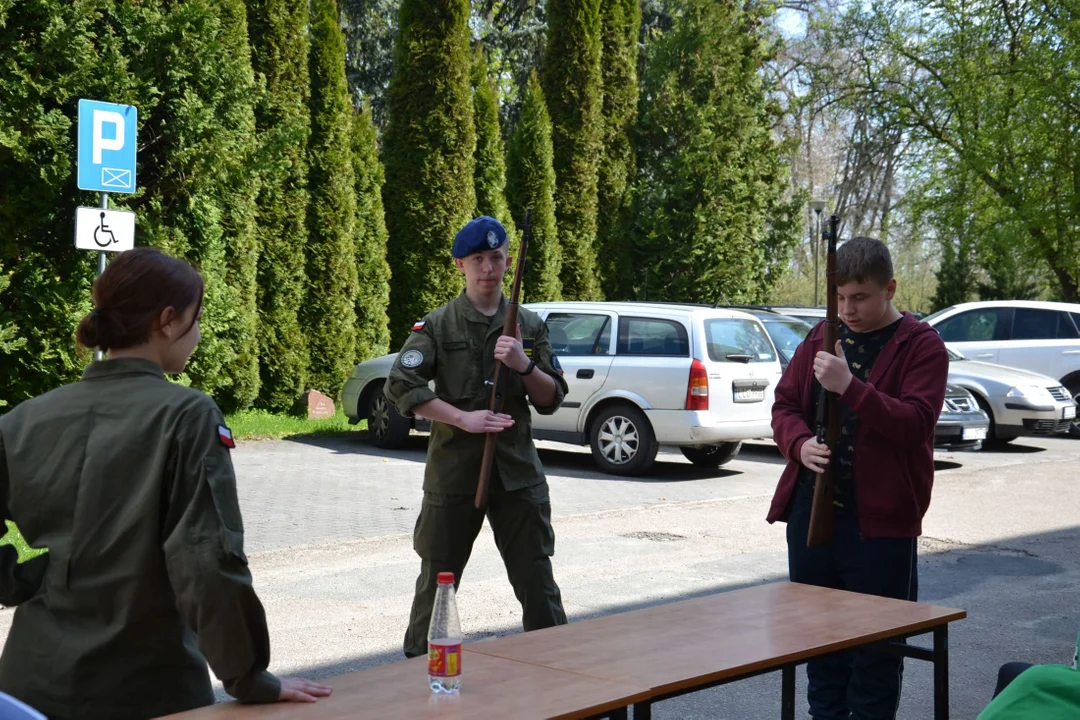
[
  {"left": 922, "top": 300, "right": 1080, "bottom": 437},
  {"left": 944, "top": 345, "right": 1077, "bottom": 444},
  {"left": 342, "top": 302, "right": 784, "bottom": 476}
]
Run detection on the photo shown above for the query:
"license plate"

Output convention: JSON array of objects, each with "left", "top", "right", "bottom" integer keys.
[
  {"left": 962, "top": 427, "right": 988, "bottom": 441},
  {"left": 734, "top": 389, "right": 765, "bottom": 402},
  {"left": 1065, "top": 406, "right": 1077, "bottom": 420}
]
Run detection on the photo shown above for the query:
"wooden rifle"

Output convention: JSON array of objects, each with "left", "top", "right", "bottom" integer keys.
[
  {"left": 474, "top": 209, "right": 531, "bottom": 510},
  {"left": 807, "top": 213, "right": 841, "bottom": 547}
]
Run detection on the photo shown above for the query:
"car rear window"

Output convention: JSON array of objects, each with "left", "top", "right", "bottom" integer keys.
[{"left": 704, "top": 318, "right": 776, "bottom": 363}]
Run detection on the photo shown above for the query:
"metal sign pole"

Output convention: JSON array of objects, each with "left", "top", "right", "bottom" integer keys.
[
  {"left": 95, "top": 191, "right": 108, "bottom": 362},
  {"left": 77, "top": 98, "right": 138, "bottom": 363}
]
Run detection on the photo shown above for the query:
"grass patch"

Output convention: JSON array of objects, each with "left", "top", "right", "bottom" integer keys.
[{"left": 225, "top": 408, "right": 365, "bottom": 441}]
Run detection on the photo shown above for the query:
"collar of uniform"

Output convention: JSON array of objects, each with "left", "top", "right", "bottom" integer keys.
[
  {"left": 454, "top": 289, "right": 507, "bottom": 327},
  {"left": 81, "top": 357, "right": 167, "bottom": 381}
]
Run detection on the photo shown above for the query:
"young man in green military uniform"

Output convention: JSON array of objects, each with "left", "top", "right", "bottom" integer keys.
[{"left": 384, "top": 215, "right": 570, "bottom": 659}]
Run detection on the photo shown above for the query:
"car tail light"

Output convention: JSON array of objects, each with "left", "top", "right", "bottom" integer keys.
[{"left": 686, "top": 359, "right": 709, "bottom": 411}]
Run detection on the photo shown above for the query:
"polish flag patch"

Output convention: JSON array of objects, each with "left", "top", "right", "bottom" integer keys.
[
  {"left": 412, "top": 320, "right": 426, "bottom": 332},
  {"left": 218, "top": 425, "right": 236, "bottom": 449}
]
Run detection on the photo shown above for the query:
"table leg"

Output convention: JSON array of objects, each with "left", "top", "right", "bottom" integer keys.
[
  {"left": 633, "top": 701, "right": 652, "bottom": 720},
  {"left": 934, "top": 624, "right": 949, "bottom": 720},
  {"left": 781, "top": 665, "right": 795, "bottom": 720}
]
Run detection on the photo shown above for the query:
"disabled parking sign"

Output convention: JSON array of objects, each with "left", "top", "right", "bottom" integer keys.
[
  {"left": 77, "top": 99, "right": 137, "bottom": 194},
  {"left": 75, "top": 207, "right": 135, "bottom": 253}
]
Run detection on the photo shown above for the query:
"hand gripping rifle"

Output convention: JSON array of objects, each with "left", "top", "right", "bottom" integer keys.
[
  {"left": 475, "top": 209, "right": 531, "bottom": 510},
  {"left": 807, "top": 213, "right": 841, "bottom": 547}
]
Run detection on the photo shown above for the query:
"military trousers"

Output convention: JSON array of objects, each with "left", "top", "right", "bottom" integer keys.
[{"left": 403, "top": 479, "right": 567, "bottom": 659}]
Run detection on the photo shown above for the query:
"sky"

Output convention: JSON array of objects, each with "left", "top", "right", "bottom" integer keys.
[{"left": 776, "top": 7, "right": 808, "bottom": 39}]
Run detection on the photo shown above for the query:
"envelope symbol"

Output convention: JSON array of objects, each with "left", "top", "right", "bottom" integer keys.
[{"left": 101, "top": 167, "right": 132, "bottom": 189}]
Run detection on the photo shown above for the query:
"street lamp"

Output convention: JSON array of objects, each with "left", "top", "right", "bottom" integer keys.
[{"left": 810, "top": 199, "right": 827, "bottom": 306}]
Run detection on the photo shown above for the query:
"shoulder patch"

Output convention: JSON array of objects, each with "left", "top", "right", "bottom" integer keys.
[
  {"left": 218, "top": 425, "right": 236, "bottom": 449},
  {"left": 412, "top": 320, "right": 426, "bottom": 332},
  {"left": 551, "top": 355, "right": 564, "bottom": 375},
  {"left": 400, "top": 349, "right": 424, "bottom": 368}
]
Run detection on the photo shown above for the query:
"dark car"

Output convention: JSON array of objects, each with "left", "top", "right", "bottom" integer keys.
[
  {"left": 935, "top": 384, "right": 991, "bottom": 450},
  {"left": 722, "top": 306, "right": 992, "bottom": 450},
  {"left": 757, "top": 315, "right": 813, "bottom": 370}
]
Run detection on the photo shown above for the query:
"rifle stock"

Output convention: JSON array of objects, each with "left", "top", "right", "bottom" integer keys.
[
  {"left": 807, "top": 214, "right": 841, "bottom": 547},
  {"left": 475, "top": 210, "right": 531, "bottom": 510}
]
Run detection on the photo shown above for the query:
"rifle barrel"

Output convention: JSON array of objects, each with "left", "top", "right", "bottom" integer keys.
[
  {"left": 475, "top": 211, "right": 531, "bottom": 510},
  {"left": 807, "top": 214, "right": 841, "bottom": 547}
]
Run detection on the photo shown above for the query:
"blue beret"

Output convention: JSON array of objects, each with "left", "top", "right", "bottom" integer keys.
[{"left": 452, "top": 216, "right": 508, "bottom": 259}]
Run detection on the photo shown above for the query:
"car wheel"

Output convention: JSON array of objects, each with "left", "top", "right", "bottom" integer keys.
[
  {"left": 366, "top": 388, "right": 411, "bottom": 449},
  {"left": 589, "top": 404, "right": 659, "bottom": 476},
  {"left": 680, "top": 442, "right": 742, "bottom": 468},
  {"left": 1068, "top": 381, "right": 1080, "bottom": 439},
  {"left": 973, "top": 394, "right": 1016, "bottom": 447}
]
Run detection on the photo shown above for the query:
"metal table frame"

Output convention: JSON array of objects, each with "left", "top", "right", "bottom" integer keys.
[{"left": 623, "top": 624, "right": 950, "bottom": 720}]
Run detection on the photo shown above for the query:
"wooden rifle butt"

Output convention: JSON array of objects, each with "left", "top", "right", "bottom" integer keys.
[
  {"left": 475, "top": 432, "right": 497, "bottom": 509},
  {"left": 806, "top": 470, "right": 834, "bottom": 547}
]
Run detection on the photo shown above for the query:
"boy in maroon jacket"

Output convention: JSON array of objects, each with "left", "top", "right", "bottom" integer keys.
[{"left": 767, "top": 238, "right": 948, "bottom": 720}]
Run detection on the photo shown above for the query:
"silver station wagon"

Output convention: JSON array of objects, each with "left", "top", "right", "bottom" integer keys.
[{"left": 342, "top": 301, "right": 783, "bottom": 476}]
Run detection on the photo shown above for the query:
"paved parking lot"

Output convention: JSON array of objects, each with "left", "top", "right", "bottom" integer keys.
[
  {"left": 234, "top": 434, "right": 792, "bottom": 554},
  {"left": 221, "top": 431, "right": 1080, "bottom": 718},
  {"left": 3, "top": 430, "right": 1074, "bottom": 718}
]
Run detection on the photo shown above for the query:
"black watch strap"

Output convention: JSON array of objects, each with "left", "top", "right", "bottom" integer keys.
[{"left": 520, "top": 359, "right": 536, "bottom": 376}]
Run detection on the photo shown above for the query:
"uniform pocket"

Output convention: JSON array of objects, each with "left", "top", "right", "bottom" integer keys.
[
  {"left": 437, "top": 342, "right": 476, "bottom": 399},
  {"left": 204, "top": 456, "right": 244, "bottom": 532},
  {"left": 203, "top": 456, "right": 248, "bottom": 564}
]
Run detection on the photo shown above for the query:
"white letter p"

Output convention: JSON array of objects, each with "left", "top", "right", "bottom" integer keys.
[{"left": 92, "top": 110, "right": 125, "bottom": 164}]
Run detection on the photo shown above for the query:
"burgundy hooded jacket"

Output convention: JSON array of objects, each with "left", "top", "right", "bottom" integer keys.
[{"left": 767, "top": 312, "right": 949, "bottom": 538}]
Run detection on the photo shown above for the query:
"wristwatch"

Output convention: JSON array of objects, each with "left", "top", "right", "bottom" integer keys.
[{"left": 520, "top": 359, "right": 536, "bottom": 376}]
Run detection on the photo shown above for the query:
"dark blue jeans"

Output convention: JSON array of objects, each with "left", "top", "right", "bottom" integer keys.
[{"left": 787, "top": 487, "right": 918, "bottom": 720}]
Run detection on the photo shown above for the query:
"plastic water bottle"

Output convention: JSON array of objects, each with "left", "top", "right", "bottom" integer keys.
[{"left": 427, "top": 572, "right": 462, "bottom": 693}]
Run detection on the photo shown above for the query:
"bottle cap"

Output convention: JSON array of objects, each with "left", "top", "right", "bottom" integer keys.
[{"left": 437, "top": 572, "right": 455, "bottom": 585}]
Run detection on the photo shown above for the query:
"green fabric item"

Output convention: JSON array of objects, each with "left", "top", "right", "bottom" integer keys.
[{"left": 979, "top": 664, "right": 1080, "bottom": 720}]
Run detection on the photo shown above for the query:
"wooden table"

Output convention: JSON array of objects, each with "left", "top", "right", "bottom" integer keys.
[
  {"left": 159, "top": 653, "right": 647, "bottom": 720},
  {"left": 467, "top": 582, "right": 966, "bottom": 720},
  {"left": 161, "top": 582, "right": 964, "bottom": 719}
]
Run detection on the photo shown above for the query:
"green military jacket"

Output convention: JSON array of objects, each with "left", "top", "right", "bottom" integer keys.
[
  {"left": 384, "top": 290, "right": 569, "bottom": 494},
  {"left": 0, "top": 358, "right": 279, "bottom": 719}
]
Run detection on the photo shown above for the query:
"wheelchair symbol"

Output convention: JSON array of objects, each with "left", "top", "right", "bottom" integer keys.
[{"left": 93, "top": 212, "right": 118, "bottom": 247}]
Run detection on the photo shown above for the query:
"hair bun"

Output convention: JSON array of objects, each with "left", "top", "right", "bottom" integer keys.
[{"left": 76, "top": 307, "right": 107, "bottom": 351}]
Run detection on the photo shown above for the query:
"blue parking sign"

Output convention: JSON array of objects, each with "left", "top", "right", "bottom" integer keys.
[{"left": 77, "top": 99, "right": 137, "bottom": 194}]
